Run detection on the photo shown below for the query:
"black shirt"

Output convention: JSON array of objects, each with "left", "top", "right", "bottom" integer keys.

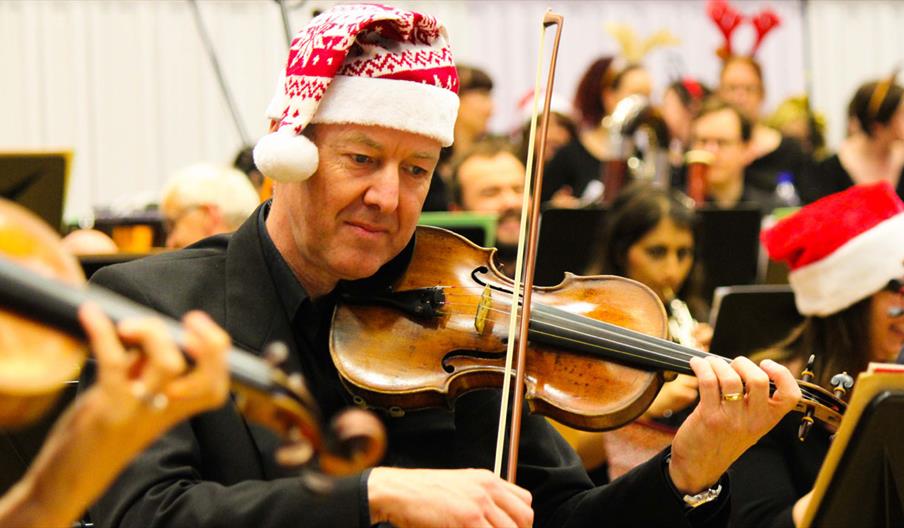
[{"left": 799, "top": 153, "right": 904, "bottom": 204}]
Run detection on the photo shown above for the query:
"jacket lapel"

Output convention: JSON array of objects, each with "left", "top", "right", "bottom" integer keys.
[{"left": 223, "top": 207, "right": 303, "bottom": 374}]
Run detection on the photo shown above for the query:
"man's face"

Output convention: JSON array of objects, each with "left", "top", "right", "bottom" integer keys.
[
  {"left": 162, "top": 198, "right": 217, "bottom": 249},
  {"left": 691, "top": 109, "right": 749, "bottom": 188},
  {"left": 268, "top": 124, "right": 440, "bottom": 289},
  {"left": 457, "top": 152, "right": 525, "bottom": 246}
]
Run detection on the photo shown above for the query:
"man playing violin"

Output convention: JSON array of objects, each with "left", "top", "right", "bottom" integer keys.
[{"left": 86, "top": 4, "right": 801, "bottom": 527}]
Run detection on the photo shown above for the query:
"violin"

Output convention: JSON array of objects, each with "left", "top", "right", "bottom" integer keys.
[
  {"left": 331, "top": 225, "right": 847, "bottom": 437},
  {"left": 0, "top": 198, "right": 384, "bottom": 476}
]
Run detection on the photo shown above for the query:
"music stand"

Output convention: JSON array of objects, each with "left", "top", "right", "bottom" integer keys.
[
  {"left": 708, "top": 285, "right": 802, "bottom": 359},
  {"left": 0, "top": 151, "right": 71, "bottom": 234},
  {"left": 534, "top": 207, "right": 608, "bottom": 286},
  {"left": 802, "top": 366, "right": 904, "bottom": 527},
  {"left": 695, "top": 205, "right": 762, "bottom": 303},
  {"left": 418, "top": 211, "right": 497, "bottom": 247}
]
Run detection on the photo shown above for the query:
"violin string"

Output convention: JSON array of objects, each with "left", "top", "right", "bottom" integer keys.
[
  {"left": 438, "top": 296, "right": 709, "bottom": 365},
  {"left": 437, "top": 302, "right": 830, "bottom": 405},
  {"left": 434, "top": 299, "right": 829, "bottom": 405},
  {"left": 435, "top": 300, "right": 700, "bottom": 372}
]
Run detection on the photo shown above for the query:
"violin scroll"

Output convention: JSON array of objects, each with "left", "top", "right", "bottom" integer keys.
[{"left": 796, "top": 355, "right": 850, "bottom": 441}]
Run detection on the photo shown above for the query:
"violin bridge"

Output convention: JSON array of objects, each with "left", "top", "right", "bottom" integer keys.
[{"left": 475, "top": 285, "right": 492, "bottom": 334}]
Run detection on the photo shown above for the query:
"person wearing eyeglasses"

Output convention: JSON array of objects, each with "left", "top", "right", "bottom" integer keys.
[
  {"left": 730, "top": 182, "right": 904, "bottom": 528},
  {"left": 160, "top": 163, "right": 260, "bottom": 249},
  {"left": 690, "top": 97, "right": 776, "bottom": 213}
]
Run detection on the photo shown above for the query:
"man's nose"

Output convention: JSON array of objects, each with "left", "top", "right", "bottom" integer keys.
[
  {"left": 502, "top": 187, "right": 522, "bottom": 210},
  {"left": 363, "top": 164, "right": 400, "bottom": 213}
]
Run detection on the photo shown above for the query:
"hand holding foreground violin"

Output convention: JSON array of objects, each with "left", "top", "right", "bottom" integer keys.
[
  {"left": 669, "top": 356, "right": 800, "bottom": 494},
  {"left": 0, "top": 304, "right": 230, "bottom": 528}
]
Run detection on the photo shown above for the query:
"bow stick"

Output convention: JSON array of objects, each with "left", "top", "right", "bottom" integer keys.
[{"left": 493, "top": 9, "right": 564, "bottom": 482}]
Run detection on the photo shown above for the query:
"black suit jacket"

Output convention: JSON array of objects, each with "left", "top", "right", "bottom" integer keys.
[{"left": 86, "top": 206, "right": 729, "bottom": 527}]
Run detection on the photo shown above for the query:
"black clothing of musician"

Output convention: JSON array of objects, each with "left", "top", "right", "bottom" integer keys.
[
  {"left": 729, "top": 414, "right": 831, "bottom": 528},
  {"left": 798, "top": 153, "right": 904, "bottom": 204},
  {"left": 84, "top": 202, "right": 730, "bottom": 528}
]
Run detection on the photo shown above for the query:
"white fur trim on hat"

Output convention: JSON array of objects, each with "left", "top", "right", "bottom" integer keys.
[
  {"left": 789, "top": 213, "right": 904, "bottom": 316},
  {"left": 253, "top": 129, "right": 320, "bottom": 183},
  {"left": 312, "top": 75, "right": 459, "bottom": 147}
]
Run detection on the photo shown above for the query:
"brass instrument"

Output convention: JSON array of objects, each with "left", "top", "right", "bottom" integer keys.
[
  {"left": 667, "top": 295, "right": 699, "bottom": 349},
  {"left": 601, "top": 95, "right": 671, "bottom": 202}
]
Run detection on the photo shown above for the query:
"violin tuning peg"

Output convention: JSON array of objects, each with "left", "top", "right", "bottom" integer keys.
[
  {"left": 830, "top": 371, "right": 855, "bottom": 399},
  {"left": 263, "top": 341, "right": 290, "bottom": 367},
  {"left": 798, "top": 407, "right": 815, "bottom": 442},
  {"left": 799, "top": 354, "right": 816, "bottom": 383}
]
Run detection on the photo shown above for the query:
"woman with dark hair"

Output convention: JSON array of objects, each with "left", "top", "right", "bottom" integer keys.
[
  {"left": 543, "top": 59, "right": 653, "bottom": 205},
  {"left": 731, "top": 182, "right": 904, "bottom": 528},
  {"left": 799, "top": 78, "right": 904, "bottom": 203},
  {"left": 554, "top": 183, "right": 709, "bottom": 484},
  {"left": 662, "top": 77, "right": 712, "bottom": 166},
  {"left": 718, "top": 56, "right": 808, "bottom": 194}
]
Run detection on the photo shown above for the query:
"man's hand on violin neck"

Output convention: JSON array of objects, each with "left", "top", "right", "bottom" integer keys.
[
  {"left": 668, "top": 356, "right": 800, "bottom": 495},
  {"left": 368, "top": 467, "right": 534, "bottom": 528}
]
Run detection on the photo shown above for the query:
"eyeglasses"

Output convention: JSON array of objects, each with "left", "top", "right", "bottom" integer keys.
[
  {"left": 692, "top": 137, "right": 743, "bottom": 150},
  {"left": 163, "top": 205, "right": 202, "bottom": 234}
]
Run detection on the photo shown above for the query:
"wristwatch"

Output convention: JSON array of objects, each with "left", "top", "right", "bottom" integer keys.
[{"left": 682, "top": 484, "right": 723, "bottom": 509}]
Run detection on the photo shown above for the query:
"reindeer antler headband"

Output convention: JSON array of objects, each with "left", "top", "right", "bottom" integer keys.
[{"left": 707, "top": 0, "right": 781, "bottom": 60}]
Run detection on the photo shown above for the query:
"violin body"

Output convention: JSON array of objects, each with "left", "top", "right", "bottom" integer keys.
[
  {"left": 0, "top": 200, "right": 86, "bottom": 427},
  {"left": 332, "top": 226, "right": 669, "bottom": 431}
]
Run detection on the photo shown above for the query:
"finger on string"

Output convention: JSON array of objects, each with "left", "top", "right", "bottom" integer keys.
[
  {"left": 118, "top": 317, "right": 185, "bottom": 393},
  {"left": 708, "top": 355, "right": 744, "bottom": 403},
  {"left": 78, "top": 302, "right": 128, "bottom": 376},
  {"left": 165, "top": 311, "right": 230, "bottom": 402},
  {"left": 689, "top": 356, "right": 720, "bottom": 412},
  {"left": 731, "top": 356, "right": 770, "bottom": 413},
  {"left": 759, "top": 359, "right": 802, "bottom": 406}
]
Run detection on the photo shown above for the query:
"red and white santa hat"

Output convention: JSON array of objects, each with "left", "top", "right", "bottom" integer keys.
[
  {"left": 254, "top": 4, "right": 460, "bottom": 183},
  {"left": 762, "top": 182, "right": 904, "bottom": 316}
]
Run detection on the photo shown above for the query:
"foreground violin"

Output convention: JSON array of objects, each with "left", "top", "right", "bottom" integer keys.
[
  {"left": 331, "top": 226, "right": 846, "bottom": 437},
  {"left": 0, "top": 199, "right": 384, "bottom": 476}
]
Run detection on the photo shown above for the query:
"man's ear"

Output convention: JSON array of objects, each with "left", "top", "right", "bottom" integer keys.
[{"left": 201, "top": 204, "right": 225, "bottom": 233}]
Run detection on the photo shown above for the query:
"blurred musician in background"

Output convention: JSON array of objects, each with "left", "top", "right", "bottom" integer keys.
[
  {"left": 572, "top": 183, "right": 709, "bottom": 482},
  {"left": 160, "top": 162, "right": 260, "bottom": 249},
  {"left": 543, "top": 58, "right": 654, "bottom": 205},
  {"left": 732, "top": 182, "right": 904, "bottom": 528},
  {"left": 800, "top": 77, "right": 904, "bottom": 203},
  {"left": 717, "top": 56, "right": 808, "bottom": 195},
  {"left": 661, "top": 77, "right": 712, "bottom": 172},
  {"left": 449, "top": 137, "right": 524, "bottom": 275},
  {"left": 690, "top": 97, "right": 775, "bottom": 213}
]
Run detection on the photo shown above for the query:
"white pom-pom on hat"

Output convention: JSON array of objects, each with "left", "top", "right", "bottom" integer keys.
[{"left": 253, "top": 129, "right": 319, "bottom": 183}]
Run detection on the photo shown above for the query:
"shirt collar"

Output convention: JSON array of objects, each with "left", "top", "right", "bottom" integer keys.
[{"left": 258, "top": 200, "right": 309, "bottom": 319}]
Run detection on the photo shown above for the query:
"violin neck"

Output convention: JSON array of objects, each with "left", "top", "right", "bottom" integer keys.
[
  {"left": 0, "top": 255, "right": 276, "bottom": 395},
  {"left": 528, "top": 302, "right": 712, "bottom": 376}
]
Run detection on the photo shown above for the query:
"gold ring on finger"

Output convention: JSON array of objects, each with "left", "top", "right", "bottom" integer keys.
[{"left": 721, "top": 392, "right": 744, "bottom": 402}]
